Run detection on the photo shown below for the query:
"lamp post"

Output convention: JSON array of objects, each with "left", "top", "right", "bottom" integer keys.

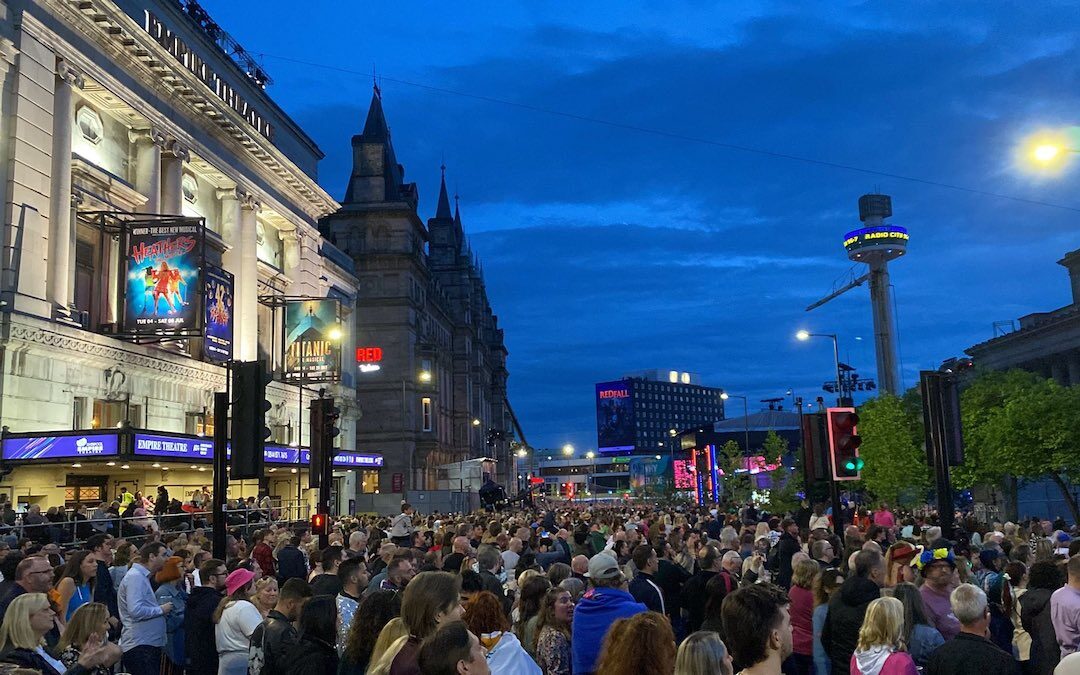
[
  {"left": 586, "top": 451, "right": 595, "bottom": 504},
  {"left": 796, "top": 330, "right": 843, "bottom": 407},
  {"left": 720, "top": 392, "right": 750, "bottom": 457}
]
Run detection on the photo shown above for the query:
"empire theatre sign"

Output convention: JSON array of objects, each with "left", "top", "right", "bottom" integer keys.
[{"left": 143, "top": 11, "right": 274, "bottom": 142}]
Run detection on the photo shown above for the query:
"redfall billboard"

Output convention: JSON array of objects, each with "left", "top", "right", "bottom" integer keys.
[{"left": 596, "top": 380, "right": 635, "bottom": 453}]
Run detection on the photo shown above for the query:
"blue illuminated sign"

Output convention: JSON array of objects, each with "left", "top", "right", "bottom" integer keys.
[{"left": 2, "top": 434, "right": 119, "bottom": 461}]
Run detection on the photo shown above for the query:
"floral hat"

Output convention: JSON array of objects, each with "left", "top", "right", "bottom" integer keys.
[{"left": 914, "top": 547, "right": 956, "bottom": 574}]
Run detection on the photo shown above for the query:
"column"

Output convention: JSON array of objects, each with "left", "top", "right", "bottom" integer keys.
[
  {"left": 47, "top": 59, "right": 82, "bottom": 311},
  {"left": 129, "top": 127, "right": 165, "bottom": 213},
  {"left": 1068, "top": 353, "right": 1080, "bottom": 387},
  {"left": 160, "top": 139, "right": 189, "bottom": 215},
  {"left": 236, "top": 192, "right": 260, "bottom": 362}
]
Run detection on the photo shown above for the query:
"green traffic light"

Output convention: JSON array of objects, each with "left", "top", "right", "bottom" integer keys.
[{"left": 844, "top": 457, "right": 864, "bottom": 471}]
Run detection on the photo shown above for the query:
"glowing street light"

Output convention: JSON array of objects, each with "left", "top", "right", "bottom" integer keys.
[
  {"left": 472, "top": 418, "right": 481, "bottom": 426},
  {"left": 562, "top": 444, "right": 574, "bottom": 456},
  {"left": 327, "top": 325, "right": 343, "bottom": 342},
  {"left": 418, "top": 370, "right": 432, "bottom": 383},
  {"left": 1017, "top": 129, "right": 1079, "bottom": 172},
  {"left": 1034, "top": 144, "right": 1062, "bottom": 163},
  {"left": 795, "top": 329, "right": 811, "bottom": 341},
  {"left": 585, "top": 451, "right": 595, "bottom": 459}
]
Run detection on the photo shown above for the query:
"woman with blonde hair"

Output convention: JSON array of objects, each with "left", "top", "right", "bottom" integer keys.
[
  {"left": 57, "top": 603, "right": 111, "bottom": 675},
  {"left": 363, "top": 618, "right": 409, "bottom": 675},
  {"left": 251, "top": 576, "right": 278, "bottom": 618},
  {"left": 0, "top": 594, "right": 119, "bottom": 675},
  {"left": 674, "top": 630, "right": 733, "bottom": 675},
  {"left": 850, "top": 596, "right": 917, "bottom": 675}
]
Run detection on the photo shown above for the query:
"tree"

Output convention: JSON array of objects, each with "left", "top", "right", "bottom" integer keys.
[
  {"left": 856, "top": 394, "right": 931, "bottom": 506},
  {"left": 763, "top": 430, "right": 803, "bottom": 514},
  {"left": 718, "top": 440, "right": 751, "bottom": 505},
  {"left": 957, "top": 369, "right": 1080, "bottom": 523}
]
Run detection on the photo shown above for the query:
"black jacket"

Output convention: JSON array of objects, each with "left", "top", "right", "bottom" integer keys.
[
  {"left": 1020, "top": 588, "right": 1059, "bottom": 675},
  {"left": 250, "top": 609, "right": 299, "bottom": 675},
  {"left": 184, "top": 585, "right": 223, "bottom": 675},
  {"left": 0, "top": 647, "right": 89, "bottom": 675},
  {"left": 680, "top": 569, "right": 717, "bottom": 633},
  {"left": 277, "top": 546, "right": 307, "bottom": 584},
  {"left": 281, "top": 635, "right": 339, "bottom": 675},
  {"left": 654, "top": 558, "right": 691, "bottom": 618},
  {"left": 925, "top": 632, "right": 1019, "bottom": 675},
  {"left": 821, "top": 575, "right": 880, "bottom": 675},
  {"left": 92, "top": 560, "right": 120, "bottom": 638},
  {"left": 774, "top": 531, "right": 800, "bottom": 589},
  {"left": 629, "top": 572, "right": 664, "bottom": 615}
]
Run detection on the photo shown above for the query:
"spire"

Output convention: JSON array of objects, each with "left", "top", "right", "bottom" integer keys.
[
  {"left": 453, "top": 193, "right": 461, "bottom": 226},
  {"left": 435, "top": 164, "right": 452, "bottom": 219},
  {"left": 361, "top": 85, "right": 389, "bottom": 141}
]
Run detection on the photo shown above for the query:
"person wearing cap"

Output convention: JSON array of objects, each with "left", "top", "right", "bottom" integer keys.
[
  {"left": 214, "top": 568, "right": 261, "bottom": 675},
  {"left": 884, "top": 542, "right": 918, "bottom": 587},
  {"left": 571, "top": 552, "right": 646, "bottom": 675},
  {"left": 154, "top": 556, "right": 187, "bottom": 675},
  {"left": 916, "top": 546, "right": 961, "bottom": 641}
]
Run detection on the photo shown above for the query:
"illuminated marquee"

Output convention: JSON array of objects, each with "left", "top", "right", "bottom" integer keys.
[
  {"left": 356, "top": 347, "right": 384, "bottom": 363},
  {"left": 843, "top": 225, "right": 909, "bottom": 253},
  {"left": 143, "top": 12, "right": 273, "bottom": 141},
  {"left": 598, "top": 389, "right": 629, "bottom": 399}
]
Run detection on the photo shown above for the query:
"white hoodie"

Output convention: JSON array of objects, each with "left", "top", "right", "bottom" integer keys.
[{"left": 853, "top": 645, "right": 894, "bottom": 675}]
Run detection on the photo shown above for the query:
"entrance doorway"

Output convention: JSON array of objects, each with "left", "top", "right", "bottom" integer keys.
[{"left": 64, "top": 474, "right": 108, "bottom": 510}]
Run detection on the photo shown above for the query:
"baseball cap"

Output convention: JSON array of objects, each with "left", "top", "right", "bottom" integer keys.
[{"left": 585, "top": 553, "right": 622, "bottom": 580}]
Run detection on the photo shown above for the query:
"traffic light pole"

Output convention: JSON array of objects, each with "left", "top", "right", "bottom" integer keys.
[
  {"left": 212, "top": 391, "right": 229, "bottom": 559},
  {"left": 921, "top": 371, "right": 956, "bottom": 540}
]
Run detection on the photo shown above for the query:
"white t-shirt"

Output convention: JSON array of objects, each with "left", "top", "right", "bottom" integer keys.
[
  {"left": 1057, "top": 652, "right": 1080, "bottom": 675},
  {"left": 215, "top": 600, "right": 263, "bottom": 654}
]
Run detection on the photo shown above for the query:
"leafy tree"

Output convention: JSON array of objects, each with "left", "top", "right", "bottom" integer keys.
[
  {"left": 856, "top": 394, "right": 931, "bottom": 506},
  {"left": 957, "top": 369, "right": 1080, "bottom": 523},
  {"left": 718, "top": 440, "right": 752, "bottom": 505},
  {"left": 764, "top": 430, "right": 803, "bottom": 515}
]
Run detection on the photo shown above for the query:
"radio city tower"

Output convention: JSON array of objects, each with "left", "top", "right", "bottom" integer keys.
[{"left": 806, "top": 194, "right": 908, "bottom": 395}]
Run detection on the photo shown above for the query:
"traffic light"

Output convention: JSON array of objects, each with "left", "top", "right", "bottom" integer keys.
[
  {"left": 308, "top": 397, "right": 340, "bottom": 488},
  {"left": 231, "top": 360, "right": 271, "bottom": 480},
  {"left": 311, "top": 512, "right": 328, "bottom": 535},
  {"left": 826, "top": 407, "right": 862, "bottom": 480}
]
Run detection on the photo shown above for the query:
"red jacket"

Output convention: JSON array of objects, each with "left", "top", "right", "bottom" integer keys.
[{"left": 789, "top": 584, "right": 815, "bottom": 656}]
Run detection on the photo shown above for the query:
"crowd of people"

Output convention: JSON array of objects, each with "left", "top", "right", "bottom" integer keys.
[{"left": 0, "top": 495, "right": 1079, "bottom": 675}]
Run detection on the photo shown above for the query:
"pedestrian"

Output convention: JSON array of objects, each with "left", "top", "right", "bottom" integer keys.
[
  {"left": 627, "top": 544, "right": 664, "bottom": 614},
  {"left": 915, "top": 546, "right": 961, "bottom": 641},
  {"left": 1020, "top": 560, "right": 1064, "bottom": 675},
  {"left": 57, "top": 602, "right": 113, "bottom": 675},
  {"left": 924, "top": 583, "right": 1018, "bottom": 675},
  {"left": 890, "top": 582, "right": 944, "bottom": 669},
  {"left": 849, "top": 596, "right": 918, "bottom": 675},
  {"left": 251, "top": 577, "right": 279, "bottom": 619},
  {"left": 721, "top": 583, "right": 793, "bottom": 675},
  {"left": 389, "top": 571, "right": 465, "bottom": 675},
  {"left": 117, "top": 542, "right": 174, "bottom": 675},
  {"left": 310, "top": 546, "right": 344, "bottom": 596},
  {"left": 462, "top": 591, "right": 540, "bottom": 674},
  {"left": 681, "top": 544, "right": 723, "bottom": 633},
  {"left": 788, "top": 558, "right": 819, "bottom": 675},
  {"left": 571, "top": 553, "right": 646, "bottom": 675},
  {"left": 54, "top": 550, "right": 98, "bottom": 621},
  {"left": 335, "top": 557, "right": 368, "bottom": 651},
  {"left": 251, "top": 530, "right": 276, "bottom": 579},
  {"left": 533, "top": 588, "right": 573, "bottom": 675},
  {"left": 388, "top": 504, "right": 415, "bottom": 548},
  {"left": 594, "top": 611, "right": 676, "bottom": 675},
  {"left": 415, "top": 620, "right": 490, "bottom": 675},
  {"left": 248, "top": 578, "right": 312, "bottom": 675},
  {"left": 214, "top": 568, "right": 261, "bottom": 675},
  {"left": 674, "top": 630, "right": 734, "bottom": 675},
  {"left": 154, "top": 556, "right": 187, "bottom": 675},
  {"left": 83, "top": 535, "right": 119, "bottom": 637},
  {"left": 281, "top": 595, "right": 339, "bottom": 675},
  {"left": 0, "top": 593, "right": 122, "bottom": 675},
  {"left": 513, "top": 576, "right": 552, "bottom": 657},
  {"left": 185, "top": 557, "right": 226, "bottom": 675},
  {"left": 1051, "top": 554, "right": 1080, "bottom": 659},
  {"left": 276, "top": 537, "right": 307, "bottom": 585},
  {"left": 821, "top": 549, "right": 885, "bottom": 675},
  {"left": 883, "top": 542, "right": 918, "bottom": 588},
  {"left": 774, "top": 519, "right": 802, "bottom": 589},
  {"left": 339, "top": 590, "right": 398, "bottom": 675}
]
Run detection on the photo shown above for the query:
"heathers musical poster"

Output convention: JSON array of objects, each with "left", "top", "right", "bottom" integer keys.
[{"left": 122, "top": 221, "right": 203, "bottom": 334}]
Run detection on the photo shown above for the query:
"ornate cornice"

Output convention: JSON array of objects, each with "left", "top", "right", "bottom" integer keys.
[
  {"left": 128, "top": 126, "right": 167, "bottom": 148},
  {"left": 5, "top": 320, "right": 226, "bottom": 388},
  {"left": 163, "top": 138, "right": 190, "bottom": 162},
  {"left": 56, "top": 58, "right": 84, "bottom": 88}
]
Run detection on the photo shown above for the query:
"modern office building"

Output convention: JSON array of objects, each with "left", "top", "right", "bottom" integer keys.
[
  {"left": 0, "top": 0, "right": 368, "bottom": 513},
  {"left": 595, "top": 369, "right": 725, "bottom": 455}
]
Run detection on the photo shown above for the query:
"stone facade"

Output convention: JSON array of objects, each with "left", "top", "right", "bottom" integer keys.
[
  {"left": 0, "top": 0, "right": 361, "bottom": 511},
  {"left": 320, "top": 89, "right": 511, "bottom": 493}
]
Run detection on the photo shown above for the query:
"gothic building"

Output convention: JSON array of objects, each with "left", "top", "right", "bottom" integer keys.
[{"left": 320, "top": 88, "right": 511, "bottom": 494}]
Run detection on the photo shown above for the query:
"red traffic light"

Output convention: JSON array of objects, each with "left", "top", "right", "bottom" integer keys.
[{"left": 311, "top": 512, "right": 328, "bottom": 535}]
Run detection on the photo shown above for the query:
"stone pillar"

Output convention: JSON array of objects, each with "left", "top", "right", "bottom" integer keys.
[
  {"left": 1068, "top": 353, "right": 1080, "bottom": 387},
  {"left": 129, "top": 127, "right": 165, "bottom": 214},
  {"left": 47, "top": 60, "right": 82, "bottom": 312},
  {"left": 160, "top": 140, "right": 189, "bottom": 215},
  {"left": 236, "top": 192, "right": 260, "bottom": 362}
]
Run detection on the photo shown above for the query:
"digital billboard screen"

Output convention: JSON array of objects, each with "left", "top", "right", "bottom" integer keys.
[
  {"left": 673, "top": 459, "right": 696, "bottom": 489},
  {"left": 133, "top": 434, "right": 213, "bottom": 459},
  {"left": 596, "top": 380, "right": 635, "bottom": 453},
  {"left": 2, "top": 434, "right": 119, "bottom": 461},
  {"left": 121, "top": 219, "right": 204, "bottom": 335},
  {"left": 284, "top": 299, "right": 341, "bottom": 382}
]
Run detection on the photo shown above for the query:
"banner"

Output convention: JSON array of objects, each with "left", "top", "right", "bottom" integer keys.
[
  {"left": 203, "top": 266, "right": 233, "bottom": 362},
  {"left": 2, "top": 434, "right": 119, "bottom": 460},
  {"left": 121, "top": 219, "right": 204, "bottom": 335},
  {"left": 596, "top": 380, "right": 635, "bottom": 453},
  {"left": 284, "top": 299, "right": 341, "bottom": 382}
]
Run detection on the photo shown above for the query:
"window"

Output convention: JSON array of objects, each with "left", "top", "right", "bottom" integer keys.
[
  {"left": 181, "top": 174, "right": 198, "bottom": 204},
  {"left": 92, "top": 400, "right": 142, "bottom": 428},
  {"left": 360, "top": 471, "right": 380, "bottom": 494},
  {"left": 185, "top": 410, "right": 214, "bottom": 437},
  {"left": 421, "top": 397, "right": 433, "bottom": 431},
  {"left": 76, "top": 106, "right": 103, "bottom": 145},
  {"left": 73, "top": 397, "right": 87, "bottom": 430}
]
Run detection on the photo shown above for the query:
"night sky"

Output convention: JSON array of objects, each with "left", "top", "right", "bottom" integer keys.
[{"left": 202, "top": 1, "right": 1080, "bottom": 453}]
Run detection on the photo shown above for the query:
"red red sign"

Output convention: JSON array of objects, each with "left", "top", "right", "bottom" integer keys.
[
  {"left": 391, "top": 472, "right": 404, "bottom": 493},
  {"left": 529, "top": 476, "right": 544, "bottom": 485},
  {"left": 356, "top": 347, "right": 384, "bottom": 363}
]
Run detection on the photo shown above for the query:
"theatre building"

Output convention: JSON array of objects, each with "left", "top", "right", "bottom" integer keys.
[{"left": 0, "top": 0, "right": 376, "bottom": 513}]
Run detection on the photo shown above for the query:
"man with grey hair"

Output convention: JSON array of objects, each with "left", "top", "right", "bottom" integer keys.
[
  {"left": 924, "top": 583, "right": 1017, "bottom": 675},
  {"left": 477, "top": 544, "right": 508, "bottom": 611}
]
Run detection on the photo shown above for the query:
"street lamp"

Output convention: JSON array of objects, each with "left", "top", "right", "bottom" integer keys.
[
  {"left": 795, "top": 330, "right": 843, "bottom": 406},
  {"left": 1018, "top": 130, "right": 1079, "bottom": 172},
  {"left": 562, "top": 444, "right": 574, "bottom": 457},
  {"left": 720, "top": 391, "right": 751, "bottom": 459},
  {"left": 472, "top": 418, "right": 481, "bottom": 426},
  {"left": 418, "top": 370, "right": 432, "bottom": 383},
  {"left": 586, "top": 451, "right": 595, "bottom": 503}
]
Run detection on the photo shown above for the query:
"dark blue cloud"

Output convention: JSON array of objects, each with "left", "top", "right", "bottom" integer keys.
[{"left": 202, "top": 1, "right": 1080, "bottom": 452}]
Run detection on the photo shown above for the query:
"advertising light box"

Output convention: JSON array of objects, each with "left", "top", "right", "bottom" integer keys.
[{"left": 2, "top": 434, "right": 119, "bottom": 461}]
